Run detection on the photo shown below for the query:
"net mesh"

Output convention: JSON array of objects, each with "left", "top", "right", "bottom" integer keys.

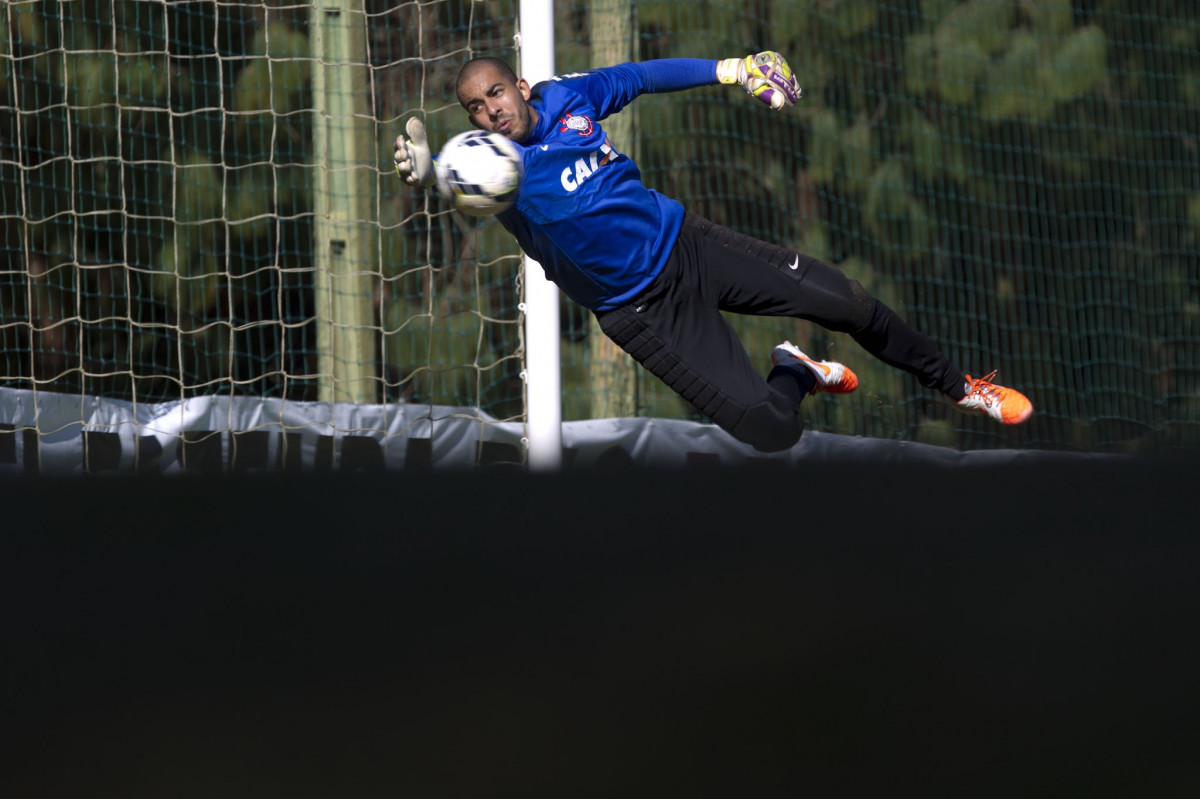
[
  {"left": 569, "top": 0, "right": 1200, "bottom": 453},
  {"left": 2, "top": 0, "right": 1197, "bottom": 458}
]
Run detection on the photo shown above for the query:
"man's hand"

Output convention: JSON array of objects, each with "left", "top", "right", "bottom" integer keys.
[
  {"left": 717, "top": 51, "right": 801, "bottom": 111},
  {"left": 393, "top": 116, "right": 435, "bottom": 189}
]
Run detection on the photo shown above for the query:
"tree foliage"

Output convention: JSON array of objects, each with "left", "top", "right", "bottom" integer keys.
[
  {"left": 2, "top": 0, "right": 1197, "bottom": 450},
  {"left": 618, "top": 0, "right": 1199, "bottom": 450}
]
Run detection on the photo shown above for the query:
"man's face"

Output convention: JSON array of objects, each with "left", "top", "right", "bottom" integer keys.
[{"left": 458, "top": 65, "right": 537, "bottom": 144}]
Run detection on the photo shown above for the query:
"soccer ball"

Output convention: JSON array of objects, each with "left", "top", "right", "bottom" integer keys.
[{"left": 435, "top": 130, "right": 523, "bottom": 216}]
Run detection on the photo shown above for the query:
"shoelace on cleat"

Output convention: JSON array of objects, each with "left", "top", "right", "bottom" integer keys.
[{"left": 965, "top": 370, "right": 1001, "bottom": 405}]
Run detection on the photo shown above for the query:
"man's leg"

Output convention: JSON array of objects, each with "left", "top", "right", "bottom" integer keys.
[
  {"left": 679, "top": 213, "right": 968, "bottom": 397},
  {"left": 594, "top": 256, "right": 815, "bottom": 453}
]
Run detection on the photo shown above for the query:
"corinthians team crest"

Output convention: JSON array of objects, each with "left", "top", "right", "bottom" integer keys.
[{"left": 558, "top": 112, "right": 594, "bottom": 136}]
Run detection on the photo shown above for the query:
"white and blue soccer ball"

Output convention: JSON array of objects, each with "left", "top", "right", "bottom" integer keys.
[{"left": 435, "top": 131, "right": 523, "bottom": 216}]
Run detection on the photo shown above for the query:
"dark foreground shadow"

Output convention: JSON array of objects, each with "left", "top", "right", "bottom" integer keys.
[{"left": 4, "top": 454, "right": 1198, "bottom": 798}]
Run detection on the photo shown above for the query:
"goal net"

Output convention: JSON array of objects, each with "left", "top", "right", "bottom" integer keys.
[
  {"left": 1, "top": 0, "right": 529, "bottom": 472},
  {"left": 2, "top": 1, "right": 1197, "bottom": 474}
]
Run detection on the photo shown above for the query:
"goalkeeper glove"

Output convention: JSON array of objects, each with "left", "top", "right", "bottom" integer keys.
[
  {"left": 393, "top": 116, "right": 436, "bottom": 189},
  {"left": 716, "top": 51, "right": 801, "bottom": 111}
]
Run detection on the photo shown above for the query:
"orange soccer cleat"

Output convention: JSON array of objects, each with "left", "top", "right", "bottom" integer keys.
[
  {"left": 771, "top": 341, "right": 859, "bottom": 395},
  {"left": 956, "top": 371, "right": 1033, "bottom": 425}
]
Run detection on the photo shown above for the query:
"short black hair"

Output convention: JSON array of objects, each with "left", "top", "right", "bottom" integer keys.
[{"left": 456, "top": 56, "right": 520, "bottom": 103}]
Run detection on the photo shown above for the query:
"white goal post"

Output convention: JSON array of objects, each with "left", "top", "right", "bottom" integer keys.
[{"left": 516, "top": 0, "right": 563, "bottom": 471}]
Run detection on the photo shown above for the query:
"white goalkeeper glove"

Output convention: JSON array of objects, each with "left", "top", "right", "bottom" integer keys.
[
  {"left": 393, "top": 116, "right": 436, "bottom": 189},
  {"left": 716, "top": 50, "right": 802, "bottom": 111}
]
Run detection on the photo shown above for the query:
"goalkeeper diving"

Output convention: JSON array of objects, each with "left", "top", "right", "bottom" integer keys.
[{"left": 394, "top": 52, "right": 1032, "bottom": 452}]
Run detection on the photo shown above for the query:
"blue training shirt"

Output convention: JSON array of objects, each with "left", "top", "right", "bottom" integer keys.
[{"left": 495, "top": 59, "right": 718, "bottom": 311}]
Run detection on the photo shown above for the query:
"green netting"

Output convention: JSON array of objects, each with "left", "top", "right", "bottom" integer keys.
[
  {"left": 570, "top": 0, "right": 1200, "bottom": 452},
  {"left": 0, "top": 0, "right": 527, "bottom": 420},
  {"left": 2, "top": 0, "right": 1197, "bottom": 452}
]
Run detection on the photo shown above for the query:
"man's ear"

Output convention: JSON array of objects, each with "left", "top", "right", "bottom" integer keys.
[{"left": 517, "top": 78, "right": 532, "bottom": 100}]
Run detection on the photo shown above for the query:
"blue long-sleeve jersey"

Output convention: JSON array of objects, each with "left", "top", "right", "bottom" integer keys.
[{"left": 495, "top": 59, "right": 719, "bottom": 311}]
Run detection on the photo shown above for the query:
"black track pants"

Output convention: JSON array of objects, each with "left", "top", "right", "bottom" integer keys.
[{"left": 594, "top": 213, "right": 966, "bottom": 452}]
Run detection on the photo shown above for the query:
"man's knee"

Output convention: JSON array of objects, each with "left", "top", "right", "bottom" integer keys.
[{"left": 800, "top": 260, "right": 877, "bottom": 333}]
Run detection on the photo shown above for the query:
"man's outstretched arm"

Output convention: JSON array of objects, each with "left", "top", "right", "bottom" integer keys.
[
  {"left": 568, "top": 51, "right": 802, "bottom": 119},
  {"left": 631, "top": 51, "right": 801, "bottom": 110}
]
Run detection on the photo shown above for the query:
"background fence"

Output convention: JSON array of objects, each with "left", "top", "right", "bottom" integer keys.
[{"left": 2, "top": 0, "right": 1197, "bottom": 459}]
